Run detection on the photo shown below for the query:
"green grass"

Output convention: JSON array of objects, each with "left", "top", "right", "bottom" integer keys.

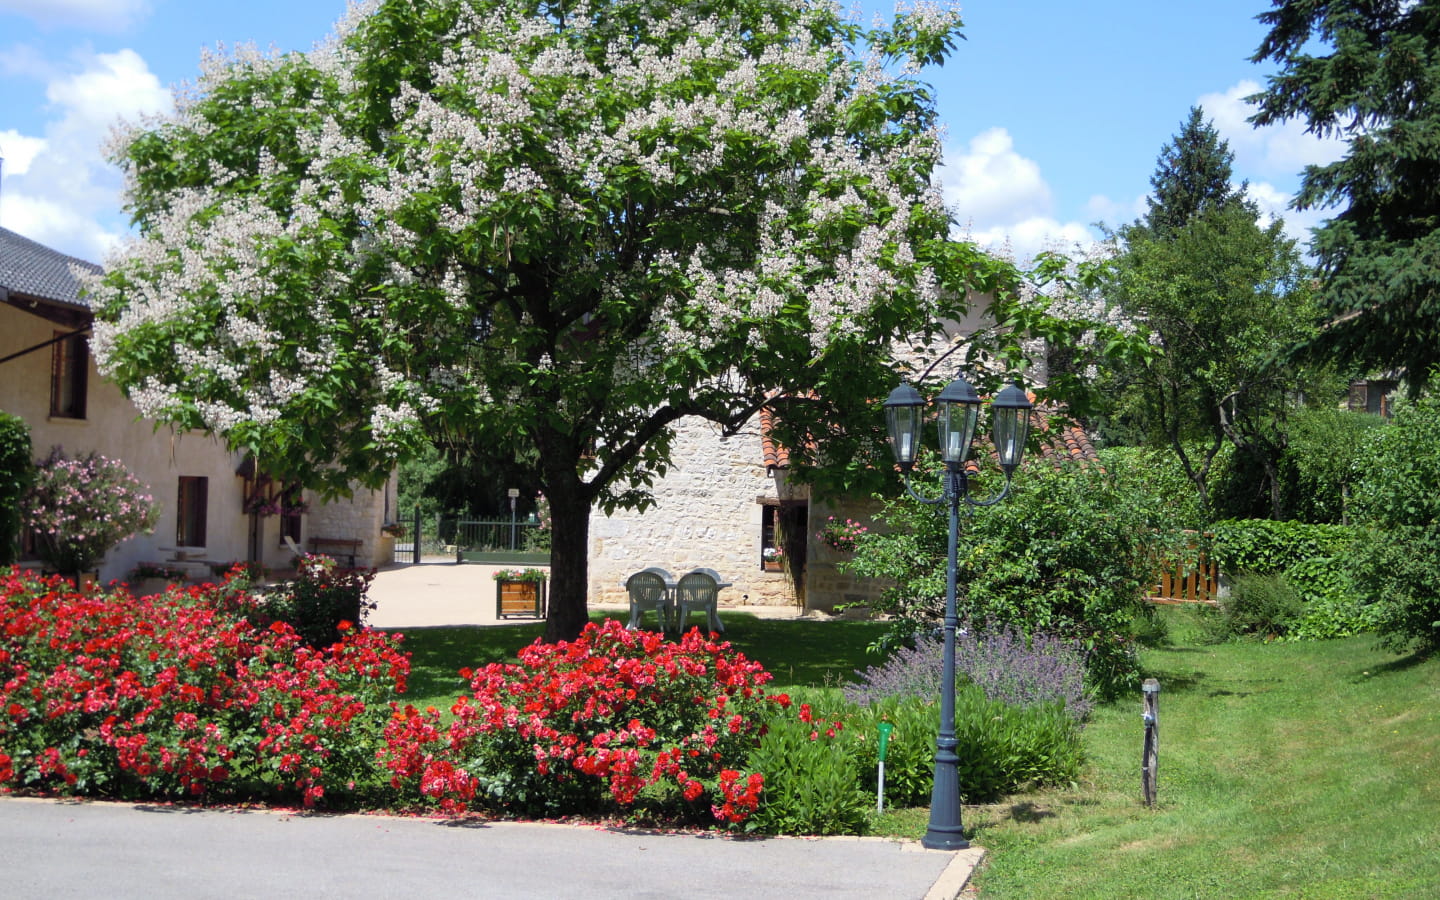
[
  {"left": 392, "top": 610, "right": 889, "bottom": 710},
  {"left": 957, "top": 607, "right": 1440, "bottom": 899}
]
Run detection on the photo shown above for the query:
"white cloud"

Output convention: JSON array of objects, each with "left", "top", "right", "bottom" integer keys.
[
  {"left": 1200, "top": 80, "right": 1347, "bottom": 180},
  {"left": 0, "top": 0, "right": 152, "bottom": 33},
  {"left": 0, "top": 48, "right": 171, "bottom": 260},
  {"left": 47, "top": 48, "right": 171, "bottom": 131},
  {"left": 939, "top": 127, "right": 1100, "bottom": 263},
  {"left": 0, "top": 191, "right": 124, "bottom": 261},
  {"left": 0, "top": 130, "right": 47, "bottom": 176}
]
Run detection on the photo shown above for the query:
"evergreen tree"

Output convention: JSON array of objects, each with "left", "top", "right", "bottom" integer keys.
[
  {"left": 1141, "top": 107, "right": 1246, "bottom": 240},
  {"left": 1251, "top": 0, "right": 1440, "bottom": 392},
  {"left": 1100, "top": 110, "right": 1323, "bottom": 519}
]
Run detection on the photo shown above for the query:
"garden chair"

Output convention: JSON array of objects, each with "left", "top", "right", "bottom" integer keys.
[
  {"left": 624, "top": 568, "right": 675, "bottom": 632},
  {"left": 674, "top": 569, "right": 726, "bottom": 634}
]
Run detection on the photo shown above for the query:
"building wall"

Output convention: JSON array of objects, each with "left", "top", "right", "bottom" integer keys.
[
  {"left": 2, "top": 302, "right": 250, "bottom": 582},
  {"left": 2, "top": 302, "right": 392, "bottom": 581},
  {"left": 588, "top": 416, "right": 799, "bottom": 609},
  {"left": 303, "top": 472, "right": 398, "bottom": 569},
  {"left": 585, "top": 295, "right": 1036, "bottom": 615}
]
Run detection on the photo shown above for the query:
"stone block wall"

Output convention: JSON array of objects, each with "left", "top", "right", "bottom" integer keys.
[
  {"left": 588, "top": 416, "right": 799, "bottom": 608},
  {"left": 303, "top": 472, "right": 397, "bottom": 569}
]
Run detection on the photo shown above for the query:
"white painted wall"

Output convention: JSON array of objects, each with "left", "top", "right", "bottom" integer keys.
[{"left": 2, "top": 303, "right": 392, "bottom": 582}]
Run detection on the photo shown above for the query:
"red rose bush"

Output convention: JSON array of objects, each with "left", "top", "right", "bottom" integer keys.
[
  {"left": 380, "top": 620, "right": 783, "bottom": 824},
  {"left": 1, "top": 568, "right": 407, "bottom": 807}
]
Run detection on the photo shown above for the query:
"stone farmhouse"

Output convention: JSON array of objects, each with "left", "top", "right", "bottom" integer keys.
[
  {"left": 585, "top": 297, "right": 1099, "bottom": 615},
  {"left": 1, "top": 226, "right": 397, "bottom": 583}
]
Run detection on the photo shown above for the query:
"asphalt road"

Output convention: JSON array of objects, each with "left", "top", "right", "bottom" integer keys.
[{"left": 0, "top": 797, "right": 980, "bottom": 899}]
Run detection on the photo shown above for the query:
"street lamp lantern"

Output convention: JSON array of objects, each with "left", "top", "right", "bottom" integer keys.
[
  {"left": 934, "top": 376, "right": 982, "bottom": 467},
  {"left": 883, "top": 382, "right": 925, "bottom": 471},
  {"left": 880, "top": 376, "right": 1032, "bottom": 851},
  {"left": 989, "top": 382, "right": 1033, "bottom": 475}
]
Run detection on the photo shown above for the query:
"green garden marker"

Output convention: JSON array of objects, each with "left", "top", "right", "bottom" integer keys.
[{"left": 877, "top": 722, "right": 894, "bottom": 813}]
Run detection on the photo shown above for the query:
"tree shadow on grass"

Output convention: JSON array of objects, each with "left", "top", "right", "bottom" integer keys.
[
  {"left": 716, "top": 615, "right": 890, "bottom": 690},
  {"left": 1350, "top": 647, "right": 1433, "bottom": 680}
]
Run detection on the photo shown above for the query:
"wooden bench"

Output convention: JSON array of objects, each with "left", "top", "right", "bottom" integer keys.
[{"left": 308, "top": 537, "right": 362, "bottom": 567}]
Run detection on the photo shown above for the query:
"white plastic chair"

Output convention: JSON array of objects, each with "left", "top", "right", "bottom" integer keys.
[
  {"left": 674, "top": 569, "right": 725, "bottom": 634},
  {"left": 625, "top": 568, "right": 674, "bottom": 631}
]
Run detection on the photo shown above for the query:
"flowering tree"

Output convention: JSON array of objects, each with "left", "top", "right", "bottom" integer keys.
[
  {"left": 87, "top": 0, "right": 1107, "bottom": 639},
  {"left": 21, "top": 448, "right": 158, "bottom": 577}
]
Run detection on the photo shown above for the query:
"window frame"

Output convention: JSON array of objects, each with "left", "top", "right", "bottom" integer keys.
[
  {"left": 176, "top": 476, "right": 209, "bottom": 548},
  {"left": 49, "top": 330, "right": 89, "bottom": 419}
]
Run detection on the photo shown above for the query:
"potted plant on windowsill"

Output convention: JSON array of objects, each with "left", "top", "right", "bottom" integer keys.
[{"left": 493, "top": 567, "right": 548, "bottom": 619}]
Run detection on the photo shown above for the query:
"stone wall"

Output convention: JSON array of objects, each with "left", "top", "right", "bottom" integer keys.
[
  {"left": 588, "top": 416, "right": 799, "bottom": 609},
  {"left": 303, "top": 471, "right": 398, "bottom": 569}
]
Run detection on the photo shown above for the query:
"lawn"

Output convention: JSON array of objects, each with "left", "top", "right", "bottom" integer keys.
[
  {"left": 390, "top": 606, "right": 1440, "bottom": 898},
  {"left": 957, "top": 607, "right": 1440, "bottom": 899},
  {"left": 394, "top": 610, "right": 889, "bottom": 711}
]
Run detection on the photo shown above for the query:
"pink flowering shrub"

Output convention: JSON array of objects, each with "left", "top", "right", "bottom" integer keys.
[
  {"left": 21, "top": 448, "right": 158, "bottom": 575},
  {"left": 379, "top": 620, "right": 782, "bottom": 824},
  {"left": 0, "top": 568, "right": 408, "bottom": 807}
]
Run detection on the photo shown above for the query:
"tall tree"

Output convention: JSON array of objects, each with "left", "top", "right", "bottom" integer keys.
[
  {"left": 1251, "top": 0, "right": 1440, "bottom": 392},
  {"left": 1102, "top": 110, "right": 1321, "bottom": 519},
  {"left": 1141, "top": 106, "right": 1246, "bottom": 241},
  {"left": 86, "top": 0, "right": 991, "bottom": 641}
]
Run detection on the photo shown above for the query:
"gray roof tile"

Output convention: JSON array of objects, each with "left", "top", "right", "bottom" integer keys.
[{"left": 0, "top": 226, "right": 102, "bottom": 307}]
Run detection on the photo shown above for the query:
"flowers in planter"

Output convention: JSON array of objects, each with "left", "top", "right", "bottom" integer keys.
[
  {"left": 492, "top": 567, "right": 547, "bottom": 583},
  {"left": 816, "top": 517, "right": 868, "bottom": 553},
  {"left": 21, "top": 448, "right": 158, "bottom": 576},
  {"left": 243, "top": 495, "right": 281, "bottom": 516},
  {"left": 128, "top": 562, "right": 187, "bottom": 582}
]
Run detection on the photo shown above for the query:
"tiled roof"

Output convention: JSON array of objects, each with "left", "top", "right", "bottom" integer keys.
[
  {"left": 1032, "top": 406, "right": 1101, "bottom": 469},
  {"left": 0, "top": 226, "right": 101, "bottom": 306},
  {"left": 759, "top": 406, "right": 790, "bottom": 472},
  {"left": 759, "top": 398, "right": 1101, "bottom": 473}
]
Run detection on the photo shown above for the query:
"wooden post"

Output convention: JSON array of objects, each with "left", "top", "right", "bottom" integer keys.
[{"left": 1142, "top": 678, "right": 1160, "bottom": 807}]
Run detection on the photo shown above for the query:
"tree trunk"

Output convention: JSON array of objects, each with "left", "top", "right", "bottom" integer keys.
[{"left": 543, "top": 481, "right": 592, "bottom": 643}]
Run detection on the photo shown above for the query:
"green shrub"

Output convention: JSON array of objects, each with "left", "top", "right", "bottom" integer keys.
[
  {"left": 1346, "top": 525, "right": 1440, "bottom": 654},
  {"left": 847, "top": 697, "right": 941, "bottom": 808},
  {"left": 254, "top": 555, "right": 377, "bottom": 648},
  {"left": 1285, "top": 556, "right": 1377, "bottom": 640},
  {"left": 1345, "top": 388, "right": 1440, "bottom": 653},
  {"left": 848, "top": 690, "right": 1083, "bottom": 804},
  {"left": 745, "top": 706, "right": 871, "bottom": 835},
  {"left": 1202, "top": 572, "right": 1302, "bottom": 642},
  {"left": 0, "top": 412, "right": 32, "bottom": 566},
  {"left": 1096, "top": 445, "right": 1210, "bottom": 531},
  {"left": 1278, "top": 406, "right": 1384, "bottom": 524},
  {"left": 1210, "top": 519, "right": 1355, "bottom": 575},
  {"left": 848, "top": 459, "right": 1164, "bottom": 698}
]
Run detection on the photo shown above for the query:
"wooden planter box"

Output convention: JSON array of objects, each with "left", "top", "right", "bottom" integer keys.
[
  {"left": 496, "top": 578, "right": 547, "bottom": 619},
  {"left": 134, "top": 576, "right": 184, "bottom": 597}
]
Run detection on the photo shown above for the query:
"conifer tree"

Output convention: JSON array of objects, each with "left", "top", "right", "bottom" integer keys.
[{"left": 1251, "top": 0, "right": 1440, "bottom": 391}]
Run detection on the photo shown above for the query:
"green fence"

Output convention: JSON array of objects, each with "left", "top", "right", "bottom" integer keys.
[{"left": 447, "top": 518, "right": 550, "bottom": 566}]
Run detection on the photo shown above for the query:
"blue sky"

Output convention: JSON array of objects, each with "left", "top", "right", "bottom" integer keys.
[{"left": 0, "top": 0, "right": 1343, "bottom": 265}]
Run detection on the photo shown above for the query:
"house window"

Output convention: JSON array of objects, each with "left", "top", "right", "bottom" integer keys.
[
  {"left": 49, "top": 331, "right": 88, "bottom": 419},
  {"left": 761, "top": 505, "right": 783, "bottom": 571},
  {"left": 278, "top": 483, "right": 304, "bottom": 547},
  {"left": 177, "top": 476, "right": 209, "bottom": 548}
]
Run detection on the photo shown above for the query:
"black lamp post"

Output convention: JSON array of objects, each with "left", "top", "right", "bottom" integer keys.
[{"left": 883, "top": 376, "right": 1032, "bottom": 851}]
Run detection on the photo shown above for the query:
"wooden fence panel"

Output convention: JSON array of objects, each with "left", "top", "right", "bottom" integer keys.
[{"left": 1148, "top": 534, "right": 1219, "bottom": 605}]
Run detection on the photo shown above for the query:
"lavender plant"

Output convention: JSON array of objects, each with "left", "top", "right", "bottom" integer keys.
[{"left": 844, "top": 621, "right": 1091, "bottom": 722}]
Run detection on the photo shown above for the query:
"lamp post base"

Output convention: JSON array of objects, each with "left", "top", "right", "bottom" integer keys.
[{"left": 922, "top": 827, "right": 970, "bottom": 851}]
